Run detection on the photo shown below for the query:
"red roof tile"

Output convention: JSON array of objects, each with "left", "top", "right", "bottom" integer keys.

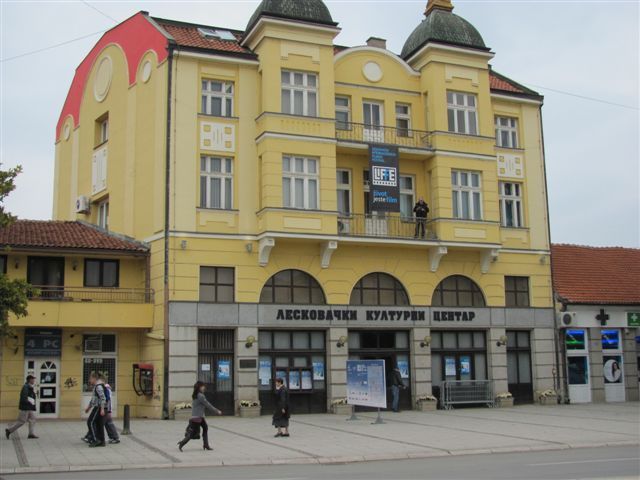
[
  {"left": 551, "top": 244, "right": 640, "bottom": 305},
  {"left": 0, "top": 220, "right": 148, "bottom": 254},
  {"left": 153, "top": 19, "right": 254, "bottom": 56},
  {"left": 489, "top": 72, "right": 525, "bottom": 93}
]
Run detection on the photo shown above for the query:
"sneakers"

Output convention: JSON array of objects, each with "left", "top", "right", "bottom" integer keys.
[
  {"left": 81, "top": 436, "right": 93, "bottom": 443},
  {"left": 89, "top": 442, "right": 106, "bottom": 447},
  {"left": 108, "top": 439, "right": 120, "bottom": 444},
  {"left": 27, "top": 435, "right": 39, "bottom": 439},
  {"left": 5, "top": 429, "right": 10, "bottom": 439}
]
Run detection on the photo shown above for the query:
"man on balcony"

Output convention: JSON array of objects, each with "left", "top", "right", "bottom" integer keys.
[{"left": 413, "top": 197, "right": 429, "bottom": 239}]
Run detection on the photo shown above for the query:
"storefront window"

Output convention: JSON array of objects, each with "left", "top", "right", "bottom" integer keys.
[
  {"left": 601, "top": 329, "right": 620, "bottom": 350},
  {"left": 565, "top": 329, "right": 586, "bottom": 350},
  {"left": 431, "top": 331, "right": 488, "bottom": 387},
  {"left": 568, "top": 356, "right": 589, "bottom": 385}
]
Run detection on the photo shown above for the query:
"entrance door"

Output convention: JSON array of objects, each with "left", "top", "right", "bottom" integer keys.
[
  {"left": 27, "top": 257, "right": 64, "bottom": 298},
  {"left": 602, "top": 329, "right": 625, "bottom": 402},
  {"left": 25, "top": 358, "right": 59, "bottom": 418},
  {"left": 565, "top": 329, "right": 591, "bottom": 403},
  {"left": 506, "top": 331, "right": 533, "bottom": 404},
  {"left": 198, "top": 330, "right": 234, "bottom": 415},
  {"left": 363, "top": 101, "right": 384, "bottom": 143}
]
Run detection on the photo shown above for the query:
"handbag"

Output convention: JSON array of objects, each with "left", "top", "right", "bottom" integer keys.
[{"left": 186, "top": 419, "right": 201, "bottom": 440}]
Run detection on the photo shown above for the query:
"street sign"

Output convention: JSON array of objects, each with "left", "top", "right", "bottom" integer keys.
[
  {"left": 346, "top": 359, "right": 387, "bottom": 409},
  {"left": 627, "top": 312, "right": 640, "bottom": 327}
]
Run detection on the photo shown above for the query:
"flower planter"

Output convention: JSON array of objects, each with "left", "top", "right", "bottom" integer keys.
[
  {"left": 331, "top": 404, "right": 353, "bottom": 415},
  {"left": 416, "top": 401, "right": 437, "bottom": 412},
  {"left": 239, "top": 405, "right": 262, "bottom": 418},
  {"left": 495, "top": 397, "right": 514, "bottom": 408},
  {"left": 538, "top": 395, "right": 558, "bottom": 406}
]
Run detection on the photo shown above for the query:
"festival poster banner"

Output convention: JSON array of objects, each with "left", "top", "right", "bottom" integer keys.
[
  {"left": 301, "top": 370, "right": 313, "bottom": 390},
  {"left": 312, "top": 361, "right": 325, "bottom": 380},
  {"left": 368, "top": 145, "right": 400, "bottom": 212},
  {"left": 259, "top": 360, "right": 272, "bottom": 386},
  {"left": 346, "top": 359, "right": 387, "bottom": 409},
  {"left": 397, "top": 359, "right": 409, "bottom": 379},
  {"left": 289, "top": 370, "right": 301, "bottom": 390},
  {"left": 217, "top": 360, "right": 230, "bottom": 380}
]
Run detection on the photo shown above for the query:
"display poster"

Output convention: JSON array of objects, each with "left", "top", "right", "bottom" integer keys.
[
  {"left": 397, "top": 360, "right": 409, "bottom": 379},
  {"left": 289, "top": 370, "right": 301, "bottom": 390},
  {"left": 301, "top": 370, "right": 313, "bottom": 390},
  {"left": 460, "top": 356, "right": 471, "bottom": 375},
  {"left": 346, "top": 359, "right": 387, "bottom": 409},
  {"left": 275, "top": 370, "right": 287, "bottom": 387},
  {"left": 368, "top": 145, "right": 400, "bottom": 212},
  {"left": 312, "top": 361, "right": 325, "bottom": 381},
  {"left": 217, "top": 360, "right": 230, "bottom": 380},
  {"left": 201, "top": 364, "right": 211, "bottom": 372},
  {"left": 259, "top": 360, "right": 272, "bottom": 386},
  {"left": 603, "top": 356, "right": 623, "bottom": 384},
  {"left": 445, "top": 357, "right": 457, "bottom": 377}
]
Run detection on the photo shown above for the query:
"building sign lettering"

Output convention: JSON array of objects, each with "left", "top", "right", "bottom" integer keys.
[
  {"left": 24, "top": 329, "right": 62, "bottom": 356},
  {"left": 433, "top": 311, "right": 476, "bottom": 322},
  {"left": 275, "top": 309, "right": 425, "bottom": 322}
]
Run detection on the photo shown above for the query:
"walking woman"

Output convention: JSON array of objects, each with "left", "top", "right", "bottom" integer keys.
[
  {"left": 177, "top": 381, "right": 222, "bottom": 451},
  {"left": 272, "top": 377, "right": 290, "bottom": 437}
]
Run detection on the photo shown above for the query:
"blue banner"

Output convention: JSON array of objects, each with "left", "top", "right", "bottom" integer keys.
[
  {"left": 347, "top": 359, "right": 387, "bottom": 409},
  {"left": 368, "top": 145, "right": 400, "bottom": 212},
  {"left": 217, "top": 360, "right": 230, "bottom": 380}
]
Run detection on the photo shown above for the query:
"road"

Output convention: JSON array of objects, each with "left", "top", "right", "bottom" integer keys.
[{"left": 2, "top": 446, "right": 638, "bottom": 480}]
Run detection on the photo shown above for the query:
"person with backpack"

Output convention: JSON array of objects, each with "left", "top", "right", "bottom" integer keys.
[
  {"left": 5, "top": 375, "right": 38, "bottom": 439},
  {"left": 103, "top": 382, "right": 120, "bottom": 444},
  {"left": 84, "top": 372, "right": 107, "bottom": 447},
  {"left": 177, "top": 381, "right": 222, "bottom": 451}
]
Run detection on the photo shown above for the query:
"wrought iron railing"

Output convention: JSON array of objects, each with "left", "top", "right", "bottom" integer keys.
[
  {"left": 337, "top": 214, "right": 435, "bottom": 240},
  {"left": 29, "top": 286, "right": 154, "bottom": 304},
  {"left": 336, "top": 122, "right": 432, "bottom": 149}
]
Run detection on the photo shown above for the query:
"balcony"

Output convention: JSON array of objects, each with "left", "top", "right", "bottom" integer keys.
[
  {"left": 30, "top": 286, "right": 154, "bottom": 304},
  {"left": 337, "top": 214, "right": 436, "bottom": 241},
  {"left": 336, "top": 122, "right": 432, "bottom": 150}
]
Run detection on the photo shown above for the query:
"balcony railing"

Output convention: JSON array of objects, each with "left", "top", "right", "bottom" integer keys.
[
  {"left": 336, "top": 122, "right": 432, "bottom": 149},
  {"left": 29, "top": 286, "right": 154, "bottom": 304},
  {"left": 338, "top": 214, "right": 436, "bottom": 240}
]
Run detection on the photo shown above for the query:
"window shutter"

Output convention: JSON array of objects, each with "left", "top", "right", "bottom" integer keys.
[{"left": 91, "top": 153, "right": 98, "bottom": 194}]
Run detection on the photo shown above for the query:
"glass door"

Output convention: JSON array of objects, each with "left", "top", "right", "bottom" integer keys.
[
  {"left": 25, "top": 358, "right": 59, "bottom": 418},
  {"left": 198, "top": 330, "right": 235, "bottom": 415},
  {"left": 565, "top": 329, "right": 591, "bottom": 403},
  {"left": 363, "top": 101, "right": 384, "bottom": 143},
  {"left": 601, "top": 329, "right": 625, "bottom": 402},
  {"left": 507, "top": 331, "right": 533, "bottom": 404}
]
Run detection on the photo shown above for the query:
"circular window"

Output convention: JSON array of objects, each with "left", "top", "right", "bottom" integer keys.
[
  {"left": 362, "top": 61, "right": 383, "bottom": 82},
  {"left": 93, "top": 56, "right": 113, "bottom": 102}
]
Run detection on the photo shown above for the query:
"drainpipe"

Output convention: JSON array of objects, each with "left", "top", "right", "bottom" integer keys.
[{"left": 162, "top": 43, "right": 175, "bottom": 419}]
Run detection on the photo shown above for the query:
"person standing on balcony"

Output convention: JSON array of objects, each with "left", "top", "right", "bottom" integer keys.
[
  {"left": 413, "top": 197, "right": 429, "bottom": 239},
  {"left": 5, "top": 375, "right": 38, "bottom": 439}
]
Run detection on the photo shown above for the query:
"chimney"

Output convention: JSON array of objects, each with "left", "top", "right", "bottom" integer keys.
[{"left": 366, "top": 37, "right": 387, "bottom": 49}]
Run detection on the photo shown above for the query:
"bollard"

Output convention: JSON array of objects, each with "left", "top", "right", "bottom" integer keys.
[{"left": 122, "top": 404, "right": 131, "bottom": 435}]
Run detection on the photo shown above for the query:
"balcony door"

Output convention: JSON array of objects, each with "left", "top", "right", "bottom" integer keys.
[
  {"left": 363, "top": 101, "right": 384, "bottom": 143},
  {"left": 27, "top": 256, "right": 64, "bottom": 298}
]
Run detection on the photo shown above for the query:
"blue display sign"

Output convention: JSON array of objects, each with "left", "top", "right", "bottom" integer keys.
[
  {"left": 601, "top": 329, "right": 620, "bottom": 350},
  {"left": 217, "top": 360, "right": 230, "bottom": 380},
  {"left": 347, "top": 359, "right": 387, "bottom": 409},
  {"left": 25, "top": 329, "right": 62, "bottom": 356},
  {"left": 368, "top": 145, "right": 400, "bottom": 212}
]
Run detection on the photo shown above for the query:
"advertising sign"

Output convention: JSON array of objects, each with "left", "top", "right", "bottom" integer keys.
[
  {"left": 25, "top": 329, "right": 62, "bottom": 356},
  {"left": 397, "top": 360, "right": 409, "bottom": 379},
  {"left": 627, "top": 312, "right": 640, "bottom": 327},
  {"left": 217, "top": 360, "right": 230, "bottom": 380},
  {"left": 259, "top": 360, "right": 272, "bottom": 386},
  {"left": 301, "top": 370, "right": 313, "bottom": 390},
  {"left": 368, "top": 145, "right": 400, "bottom": 212},
  {"left": 346, "top": 359, "right": 387, "bottom": 409},
  {"left": 312, "top": 361, "right": 325, "bottom": 381},
  {"left": 603, "top": 356, "right": 623, "bottom": 384},
  {"left": 289, "top": 370, "right": 301, "bottom": 390}
]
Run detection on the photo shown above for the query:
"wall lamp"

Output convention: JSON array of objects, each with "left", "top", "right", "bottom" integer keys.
[
  {"left": 245, "top": 335, "right": 256, "bottom": 348},
  {"left": 336, "top": 336, "right": 347, "bottom": 348},
  {"left": 14, "top": 259, "right": 20, "bottom": 269},
  {"left": 496, "top": 335, "right": 508, "bottom": 347},
  {"left": 72, "top": 259, "right": 79, "bottom": 271},
  {"left": 420, "top": 336, "right": 431, "bottom": 348}
]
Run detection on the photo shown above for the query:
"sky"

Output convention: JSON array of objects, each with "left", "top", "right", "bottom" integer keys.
[{"left": 1, "top": 0, "right": 638, "bottom": 247}]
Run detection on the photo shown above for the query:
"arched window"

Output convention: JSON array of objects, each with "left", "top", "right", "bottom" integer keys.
[
  {"left": 431, "top": 275, "right": 486, "bottom": 307},
  {"left": 259, "top": 269, "right": 325, "bottom": 304},
  {"left": 350, "top": 273, "right": 409, "bottom": 306}
]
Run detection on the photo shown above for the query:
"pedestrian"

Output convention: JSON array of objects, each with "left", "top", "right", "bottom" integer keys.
[
  {"left": 84, "top": 372, "right": 107, "bottom": 447},
  {"left": 177, "top": 381, "right": 222, "bottom": 451},
  {"left": 5, "top": 375, "right": 38, "bottom": 439},
  {"left": 390, "top": 364, "right": 406, "bottom": 413},
  {"left": 103, "top": 383, "right": 120, "bottom": 444},
  {"left": 413, "top": 196, "right": 429, "bottom": 239},
  {"left": 272, "top": 378, "right": 290, "bottom": 438}
]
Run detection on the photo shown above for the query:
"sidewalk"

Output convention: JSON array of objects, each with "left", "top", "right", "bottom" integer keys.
[{"left": 1, "top": 402, "right": 638, "bottom": 475}]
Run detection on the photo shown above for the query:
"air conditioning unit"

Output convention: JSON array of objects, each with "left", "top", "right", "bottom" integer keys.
[
  {"left": 83, "top": 336, "right": 102, "bottom": 354},
  {"left": 559, "top": 312, "right": 576, "bottom": 327},
  {"left": 76, "top": 195, "right": 90, "bottom": 214},
  {"left": 338, "top": 219, "right": 351, "bottom": 234}
]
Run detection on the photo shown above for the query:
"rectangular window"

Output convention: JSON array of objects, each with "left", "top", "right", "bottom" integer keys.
[
  {"left": 495, "top": 116, "right": 518, "bottom": 148},
  {"left": 447, "top": 91, "right": 477, "bottom": 135},
  {"left": 201, "top": 80, "right": 234, "bottom": 117},
  {"left": 399, "top": 175, "right": 415, "bottom": 219},
  {"left": 505, "top": 276, "right": 529, "bottom": 307},
  {"left": 84, "top": 259, "right": 119, "bottom": 288},
  {"left": 451, "top": 170, "right": 482, "bottom": 220},
  {"left": 0, "top": 255, "right": 6, "bottom": 274},
  {"left": 336, "top": 169, "right": 351, "bottom": 215},
  {"left": 82, "top": 333, "right": 117, "bottom": 392},
  {"left": 97, "top": 200, "right": 109, "bottom": 230},
  {"left": 601, "top": 329, "right": 620, "bottom": 350},
  {"left": 99, "top": 118, "right": 108, "bottom": 144},
  {"left": 565, "top": 329, "right": 587, "bottom": 351},
  {"left": 335, "top": 96, "right": 350, "bottom": 130},
  {"left": 499, "top": 182, "right": 524, "bottom": 228},
  {"left": 282, "top": 156, "right": 319, "bottom": 210},
  {"left": 395, "top": 103, "right": 411, "bottom": 137},
  {"left": 199, "top": 266, "right": 234, "bottom": 303},
  {"left": 281, "top": 70, "right": 317, "bottom": 117},
  {"left": 200, "top": 156, "right": 233, "bottom": 209}
]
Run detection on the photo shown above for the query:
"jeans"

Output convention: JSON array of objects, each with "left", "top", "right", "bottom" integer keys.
[
  {"left": 391, "top": 385, "right": 400, "bottom": 412},
  {"left": 104, "top": 413, "right": 119, "bottom": 440},
  {"left": 8, "top": 410, "right": 36, "bottom": 436},
  {"left": 414, "top": 218, "right": 426, "bottom": 238},
  {"left": 88, "top": 407, "right": 105, "bottom": 444}
]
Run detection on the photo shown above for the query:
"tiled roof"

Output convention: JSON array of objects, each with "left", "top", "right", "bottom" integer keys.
[
  {"left": 0, "top": 220, "right": 148, "bottom": 254},
  {"left": 551, "top": 244, "right": 640, "bottom": 305},
  {"left": 152, "top": 18, "right": 255, "bottom": 57},
  {"left": 489, "top": 70, "right": 540, "bottom": 98}
]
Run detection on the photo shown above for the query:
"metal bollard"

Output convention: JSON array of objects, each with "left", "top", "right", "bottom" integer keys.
[{"left": 122, "top": 404, "right": 131, "bottom": 435}]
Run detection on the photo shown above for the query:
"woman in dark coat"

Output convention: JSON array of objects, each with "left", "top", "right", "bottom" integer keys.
[
  {"left": 272, "top": 378, "right": 290, "bottom": 437},
  {"left": 177, "top": 381, "right": 222, "bottom": 451}
]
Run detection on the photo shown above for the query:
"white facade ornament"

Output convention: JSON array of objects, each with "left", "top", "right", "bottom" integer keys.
[
  {"left": 429, "top": 246, "right": 448, "bottom": 272},
  {"left": 480, "top": 249, "right": 500, "bottom": 274},
  {"left": 259, "top": 237, "right": 275, "bottom": 267},
  {"left": 320, "top": 241, "right": 338, "bottom": 269},
  {"left": 362, "top": 61, "right": 383, "bottom": 82}
]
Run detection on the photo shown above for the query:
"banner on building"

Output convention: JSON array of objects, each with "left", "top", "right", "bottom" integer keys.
[
  {"left": 368, "top": 145, "right": 400, "bottom": 212},
  {"left": 25, "top": 329, "right": 62, "bottom": 356},
  {"left": 346, "top": 359, "right": 387, "bottom": 409}
]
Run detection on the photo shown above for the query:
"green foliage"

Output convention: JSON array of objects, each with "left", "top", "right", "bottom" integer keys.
[{"left": 0, "top": 164, "right": 22, "bottom": 228}]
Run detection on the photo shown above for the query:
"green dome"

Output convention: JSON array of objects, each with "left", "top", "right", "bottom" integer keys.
[
  {"left": 401, "top": 8, "right": 487, "bottom": 59},
  {"left": 246, "top": 0, "right": 336, "bottom": 33}
]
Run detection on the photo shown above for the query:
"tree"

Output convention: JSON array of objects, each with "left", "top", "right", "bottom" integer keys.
[{"left": 0, "top": 164, "right": 34, "bottom": 339}]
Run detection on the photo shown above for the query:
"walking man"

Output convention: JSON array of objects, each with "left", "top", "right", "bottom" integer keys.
[
  {"left": 390, "top": 365, "right": 405, "bottom": 413},
  {"left": 103, "top": 382, "right": 120, "bottom": 444},
  {"left": 84, "top": 372, "right": 107, "bottom": 447},
  {"left": 5, "top": 375, "right": 38, "bottom": 439},
  {"left": 413, "top": 197, "right": 429, "bottom": 239}
]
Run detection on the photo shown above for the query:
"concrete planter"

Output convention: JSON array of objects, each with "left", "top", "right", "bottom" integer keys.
[
  {"left": 331, "top": 404, "right": 353, "bottom": 415},
  {"left": 538, "top": 395, "right": 558, "bottom": 406},
  {"left": 495, "top": 397, "right": 514, "bottom": 408},
  {"left": 416, "top": 401, "right": 437, "bottom": 412},
  {"left": 239, "top": 405, "right": 262, "bottom": 418}
]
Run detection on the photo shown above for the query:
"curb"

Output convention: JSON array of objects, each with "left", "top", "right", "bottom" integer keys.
[{"left": 1, "top": 440, "right": 638, "bottom": 475}]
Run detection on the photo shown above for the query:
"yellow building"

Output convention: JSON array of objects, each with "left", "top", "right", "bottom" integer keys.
[
  {"left": 47, "top": 0, "right": 555, "bottom": 415},
  {"left": 0, "top": 221, "right": 161, "bottom": 420}
]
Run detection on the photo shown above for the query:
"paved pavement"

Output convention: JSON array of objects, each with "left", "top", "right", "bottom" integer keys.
[{"left": 1, "top": 402, "right": 638, "bottom": 475}]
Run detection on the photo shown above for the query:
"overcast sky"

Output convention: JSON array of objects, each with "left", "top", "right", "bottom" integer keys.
[{"left": 1, "top": 0, "right": 638, "bottom": 247}]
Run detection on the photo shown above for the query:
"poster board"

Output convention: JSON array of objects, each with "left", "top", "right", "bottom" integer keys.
[
  {"left": 346, "top": 359, "right": 387, "bottom": 409},
  {"left": 368, "top": 145, "right": 400, "bottom": 212}
]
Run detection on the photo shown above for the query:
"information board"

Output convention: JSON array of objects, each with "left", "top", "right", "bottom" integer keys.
[
  {"left": 347, "top": 359, "right": 387, "bottom": 409},
  {"left": 368, "top": 145, "right": 400, "bottom": 212}
]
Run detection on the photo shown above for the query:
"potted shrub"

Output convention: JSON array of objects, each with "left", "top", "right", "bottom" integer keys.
[
  {"left": 239, "top": 400, "right": 261, "bottom": 417},
  {"left": 536, "top": 389, "right": 558, "bottom": 406},
  {"left": 416, "top": 395, "right": 437, "bottom": 412},
  {"left": 495, "top": 392, "right": 514, "bottom": 408},
  {"left": 331, "top": 398, "right": 353, "bottom": 415},
  {"left": 172, "top": 401, "right": 192, "bottom": 420}
]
